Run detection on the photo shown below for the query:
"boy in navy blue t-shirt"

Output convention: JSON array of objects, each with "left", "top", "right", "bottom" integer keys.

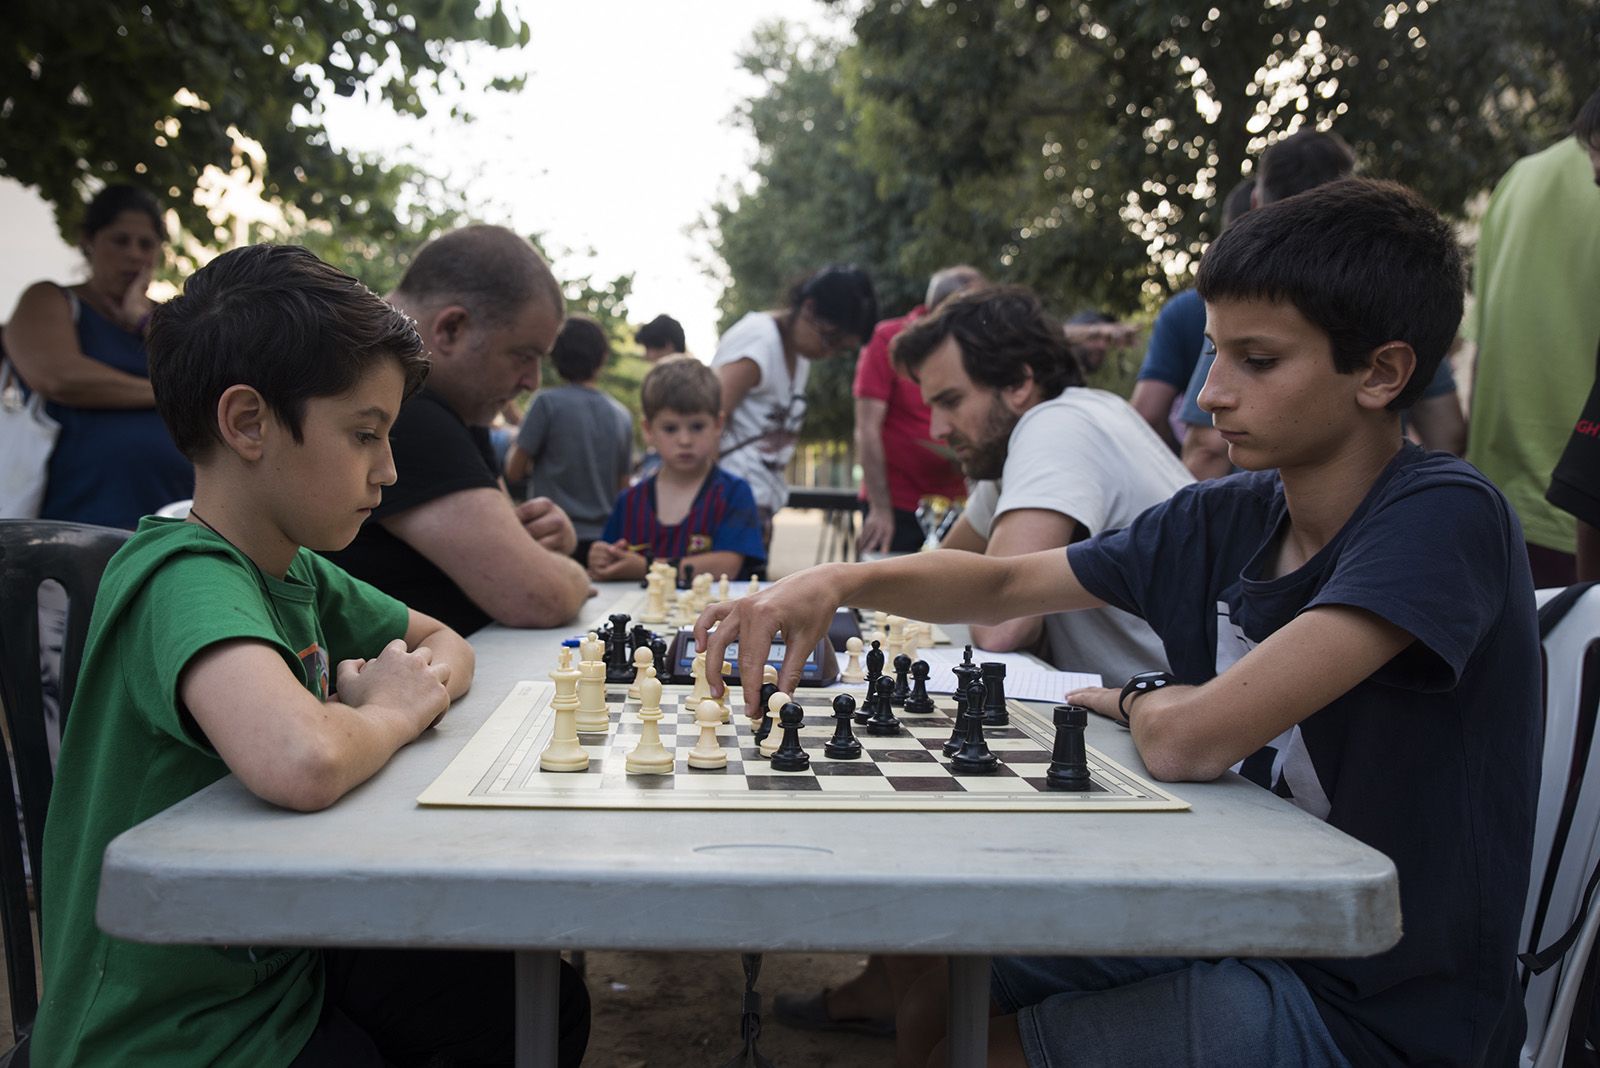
[
  {"left": 699, "top": 179, "right": 1539, "bottom": 1067},
  {"left": 589, "top": 355, "right": 766, "bottom": 583}
]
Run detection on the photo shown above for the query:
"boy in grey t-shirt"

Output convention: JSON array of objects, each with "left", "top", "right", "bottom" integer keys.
[{"left": 505, "top": 315, "right": 633, "bottom": 561}]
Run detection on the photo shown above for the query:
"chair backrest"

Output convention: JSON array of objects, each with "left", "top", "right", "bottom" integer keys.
[
  {"left": 0, "top": 519, "right": 131, "bottom": 1041},
  {"left": 1521, "top": 583, "right": 1600, "bottom": 1064}
]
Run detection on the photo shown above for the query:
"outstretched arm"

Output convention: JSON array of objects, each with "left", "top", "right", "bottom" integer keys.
[{"left": 696, "top": 549, "right": 1103, "bottom": 714}]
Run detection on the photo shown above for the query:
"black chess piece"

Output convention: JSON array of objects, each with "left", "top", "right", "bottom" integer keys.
[
  {"left": 943, "top": 663, "right": 981, "bottom": 757},
  {"left": 753, "top": 682, "right": 779, "bottom": 744},
  {"left": 866, "top": 676, "right": 901, "bottom": 736},
  {"left": 1045, "top": 704, "right": 1092, "bottom": 790},
  {"left": 904, "top": 660, "right": 935, "bottom": 714},
  {"left": 858, "top": 640, "right": 885, "bottom": 724},
  {"left": 770, "top": 701, "right": 810, "bottom": 771},
  {"left": 951, "top": 679, "right": 998, "bottom": 774},
  {"left": 825, "top": 694, "right": 863, "bottom": 760},
  {"left": 678, "top": 562, "right": 695, "bottom": 591},
  {"left": 891, "top": 653, "right": 911, "bottom": 706},
  {"left": 980, "top": 661, "right": 1010, "bottom": 726},
  {"left": 606, "top": 613, "right": 633, "bottom": 677}
]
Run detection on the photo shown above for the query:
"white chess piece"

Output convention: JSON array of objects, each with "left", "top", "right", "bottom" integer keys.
[
  {"left": 900, "top": 623, "right": 921, "bottom": 662},
  {"left": 713, "top": 659, "right": 733, "bottom": 723},
  {"left": 625, "top": 667, "right": 674, "bottom": 775},
  {"left": 642, "top": 573, "right": 667, "bottom": 624},
  {"left": 627, "top": 644, "right": 653, "bottom": 701},
  {"left": 687, "top": 697, "right": 728, "bottom": 769},
  {"left": 841, "top": 636, "right": 865, "bottom": 683},
  {"left": 759, "top": 690, "right": 790, "bottom": 759},
  {"left": 747, "top": 575, "right": 761, "bottom": 597},
  {"left": 872, "top": 611, "right": 889, "bottom": 645},
  {"left": 576, "top": 657, "right": 610, "bottom": 735},
  {"left": 689, "top": 651, "right": 709, "bottom": 705},
  {"left": 717, "top": 573, "right": 731, "bottom": 602},
  {"left": 540, "top": 649, "right": 590, "bottom": 772}
]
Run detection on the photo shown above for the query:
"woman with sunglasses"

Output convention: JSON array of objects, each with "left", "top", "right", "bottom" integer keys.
[{"left": 711, "top": 264, "right": 877, "bottom": 546}]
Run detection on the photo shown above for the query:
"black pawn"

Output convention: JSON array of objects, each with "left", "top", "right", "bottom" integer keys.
[
  {"left": 891, "top": 653, "right": 911, "bottom": 706},
  {"left": 866, "top": 676, "right": 901, "bottom": 736},
  {"left": 753, "top": 682, "right": 779, "bottom": 744},
  {"left": 770, "top": 702, "right": 810, "bottom": 771},
  {"left": 1045, "top": 704, "right": 1093, "bottom": 791},
  {"left": 825, "top": 694, "right": 862, "bottom": 760},
  {"left": 858, "top": 640, "right": 884, "bottom": 724},
  {"left": 980, "top": 662, "right": 1010, "bottom": 726},
  {"left": 950, "top": 679, "right": 998, "bottom": 774},
  {"left": 904, "top": 660, "right": 935, "bottom": 714}
]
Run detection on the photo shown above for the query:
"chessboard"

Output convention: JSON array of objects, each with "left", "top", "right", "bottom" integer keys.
[
  {"left": 419, "top": 682, "right": 1188, "bottom": 812},
  {"left": 587, "top": 586, "right": 953, "bottom": 647}
]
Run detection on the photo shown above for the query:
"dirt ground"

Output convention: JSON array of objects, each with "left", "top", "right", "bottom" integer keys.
[{"left": 585, "top": 951, "right": 892, "bottom": 1067}]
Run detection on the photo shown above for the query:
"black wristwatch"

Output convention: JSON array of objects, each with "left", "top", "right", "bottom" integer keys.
[{"left": 1118, "top": 671, "right": 1175, "bottom": 726}]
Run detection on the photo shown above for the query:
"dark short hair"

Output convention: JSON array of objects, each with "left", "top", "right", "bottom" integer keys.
[
  {"left": 641, "top": 355, "right": 720, "bottom": 420},
  {"left": 1575, "top": 87, "right": 1600, "bottom": 150},
  {"left": 787, "top": 264, "right": 878, "bottom": 341},
  {"left": 1257, "top": 130, "right": 1356, "bottom": 204},
  {"left": 635, "top": 314, "right": 686, "bottom": 353},
  {"left": 148, "top": 245, "right": 428, "bottom": 459},
  {"left": 392, "top": 224, "right": 563, "bottom": 328},
  {"left": 1222, "top": 177, "right": 1256, "bottom": 228},
  {"left": 891, "top": 285, "right": 1084, "bottom": 400},
  {"left": 1196, "top": 178, "right": 1464, "bottom": 411},
  {"left": 551, "top": 315, "right": 609, "bottom": 382},
  {"left": 84, "top": 184, "right": 167, "bottom": 242}
]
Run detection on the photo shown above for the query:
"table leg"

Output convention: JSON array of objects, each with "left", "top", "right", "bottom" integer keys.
[
  {"left": 514, "top": 949, "right": 561, "bottom": 1068},
  {"left": 947, "top": 954, "right": 991, "bottom": 1067}
]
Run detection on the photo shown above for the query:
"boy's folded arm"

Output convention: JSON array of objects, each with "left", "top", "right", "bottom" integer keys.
[
  {"left": 180, "top": 639, "right": 442, "bottom": 812},
  {"left": 1131, "top": 605, "right": 1414, "bottom": 782},
  {"left": 404, "top": 608, "right": 474, "bottom": 701},
  {"left": 682, "top": 550, "right": 743, "bottom": 582},
  {"left": 381, "top": 486, "right": 590, "bottom": 628}
]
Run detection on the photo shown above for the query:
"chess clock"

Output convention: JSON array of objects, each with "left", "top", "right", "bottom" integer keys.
[{"left": 666, "top": 626, "right": 841, "bottom": 686}]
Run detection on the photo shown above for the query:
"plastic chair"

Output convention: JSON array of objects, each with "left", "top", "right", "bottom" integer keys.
[
  {"left": 0, "top": 520, "right": 131, "bottom": 1048},
  {"left": 1520, "top": 583, "right": 1600, "bottom": 1066}
]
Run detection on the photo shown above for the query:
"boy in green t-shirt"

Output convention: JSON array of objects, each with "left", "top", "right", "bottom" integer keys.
[{"left": 33, "top": 246, "right": 589, "bottom": 1066}]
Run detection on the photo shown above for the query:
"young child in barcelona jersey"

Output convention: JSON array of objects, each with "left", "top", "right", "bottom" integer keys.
[
  {"left": 588, "top": 354, "right": 767, "bottom": 583},
  {"left": 32, "top": 246, "right": 589, "bottom": 1067},
  {"left": 698, "top": 179, "right": 1540, "bottom": 1067}
]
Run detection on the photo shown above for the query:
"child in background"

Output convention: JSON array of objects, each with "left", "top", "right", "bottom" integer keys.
[
  {"left": 589, "top": 355, "right": 766, "bottom": 582},
  {"left": 34, "top": 245, "right": 589, "bottom": 1067},
  {"left": 504, "top": 313, "right": 633, "bottom": 563}
]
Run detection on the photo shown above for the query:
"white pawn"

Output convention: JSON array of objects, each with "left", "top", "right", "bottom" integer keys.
[
  {"left": 540, "top": 648, "right": 589, "bottom": 772},
  {"left": 759, "top": 690, "right": 791, "bottom": 759},
  {"left": 626, "top": 667, "right": 674, "bottom": 775},
  {"left": 747, "top": 575, "right": 761, "bottom": 597},
  {"left": 687, "top": 697, "right": 728, "bottom": 769},
  {"left": 841, "top": 636, "right": 865, "bottom": 683},
  {"left": 717, "top": 573, "right": 731, "bottom": 602},
  {"left": 627, "top": 644, "right": 653, "bottom": 701},
  {"left": 642, "top": 573, "right": 667, "bottom": 624},
  {"left": 576, "top": 657, "right": 610, "bottom": 735}
]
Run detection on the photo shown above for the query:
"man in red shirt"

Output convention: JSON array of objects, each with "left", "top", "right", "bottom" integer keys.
[{"left": 854, "top": 266, "right": 983, "bottom": 553}]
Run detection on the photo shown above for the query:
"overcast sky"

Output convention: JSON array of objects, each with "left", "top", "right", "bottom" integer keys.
[{"left": 2, "top": 0, "right": 844, "bottom": 353}]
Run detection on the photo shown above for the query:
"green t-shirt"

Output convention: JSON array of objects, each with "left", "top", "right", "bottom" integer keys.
[
  {"left": 34, "top": 517, "right": 409, "bottom": 1067},
  {"left": 1465, "top": 137, "right": 1600, "bottom": 554}
]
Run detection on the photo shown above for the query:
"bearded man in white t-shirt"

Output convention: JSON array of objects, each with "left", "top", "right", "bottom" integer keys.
[{"left": 899, "top": 284, "right": 1194, "bottom": 683}]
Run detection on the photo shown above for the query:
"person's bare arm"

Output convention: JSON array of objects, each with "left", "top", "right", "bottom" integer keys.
[
  {"left": 854, "top": 397, "right": 896, "bottom": 554},
  {"left": 681, "top": 550, "right": 746, "bottom": 584},
  {"left": 1067, "top": 605, "right": 1413, "bottom": 782},
  {"left": 1578, "top": 520, "right": 1600, "bottom": 583},
  {"left": 717, "top": 357, "right": 762, "bottom": 422},
  {"left": 968, "top": 509, "right": 1076, "bottom": 653},
  {"left": 1129, "top": 379, "right": 1180, "bottom": 452},
  {"left": 381, "top": 487, "right": 590, "bottom": 628},
  {"left": 503, "top": 442, "right": 533, "bottom": 485},
  {"left": 181, "top": 637, "right": 449, "bottom": 811},
  {"left": 403, "top": 608, "right": 474, "bottom": 702},
  {"left": 938, "top": 513, "right": 987, "bottom": 553},
  {"left": 1181, "top": 424, "right": 1232, "bottom": 481},
  {"left": 1408, "top": 390, "right": 1468, "bottom": 456},
  {"left": 697, "top": 549, "right": 1105, "bottom": 713},
  {"left": 3, "top": 282, "right": 156, "bottom": 408}
]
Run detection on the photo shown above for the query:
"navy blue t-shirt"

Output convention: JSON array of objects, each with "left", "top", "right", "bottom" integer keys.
[
  {"left": 1135, "top": 287, "right": 1206, "bottom": 390},
  {"left": 1068, "top": 444, "right": 1539, "bottom": 1066}
]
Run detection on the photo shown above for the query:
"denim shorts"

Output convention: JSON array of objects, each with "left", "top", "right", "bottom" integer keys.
[{"left": 991, "top": 955, "right": 1350, "bottom": 1068}]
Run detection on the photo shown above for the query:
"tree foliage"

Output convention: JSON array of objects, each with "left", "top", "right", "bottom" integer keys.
[{"left": 0, "top": 0, "right": 527, "bottom": 277}]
